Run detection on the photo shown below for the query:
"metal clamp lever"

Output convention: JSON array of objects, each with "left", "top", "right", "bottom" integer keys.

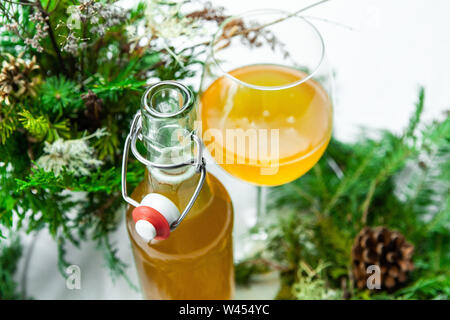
[{"left": 121, "top": 111, "right": 206, "bottom": 231}]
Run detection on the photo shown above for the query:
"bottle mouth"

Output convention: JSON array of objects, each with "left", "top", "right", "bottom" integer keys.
[
  {"left": 141, "top": 81, "right": 194, "bottom": 118},
  {"left": 210, "top": 9, "right": 326, "bottom": 91},
  {"left": 139, "top": 80, "right": 197, "bottom": 175}
]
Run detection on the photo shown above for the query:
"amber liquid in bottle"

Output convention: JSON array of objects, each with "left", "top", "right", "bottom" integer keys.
[
  {"left": 125, "top": 82, "right": 234, "bottom": 299},
  {"left": 126, "top": 171, "right": 234, "bottom": 299}
]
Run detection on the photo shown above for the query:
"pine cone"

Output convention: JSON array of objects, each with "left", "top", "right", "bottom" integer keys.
[
  {"left": 0, "top": 52, "right": 40, "bottom": 105},
  {"left": 82, "top": 90, "right": 103, "bottom": 120},
  {"left": 351, "top": 226, "right": 414, "bottom": 290},
  {"left": 79, "top": 90, "right": 104, "bottom": 131}
]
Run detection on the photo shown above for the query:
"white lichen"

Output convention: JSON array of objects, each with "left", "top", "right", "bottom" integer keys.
[
  {"left": 292, "top": 261, "right": 341, "bottom": 300},
  {"left": 36, "top": 128, "right": 108, "bottom": 177}
]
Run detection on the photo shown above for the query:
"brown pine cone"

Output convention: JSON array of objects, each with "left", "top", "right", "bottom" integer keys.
[
  {"left": 82, "top": 90, "right": 103, "bottom": 120},
  {"left": 0, "top": 52, "right": 40, "bottom": 105},
  {"left": 351, "top": 226, "right": 414, "bottom": 291},
  {"left": 80, "top": 90, "right": 104, "bottom": 131}
]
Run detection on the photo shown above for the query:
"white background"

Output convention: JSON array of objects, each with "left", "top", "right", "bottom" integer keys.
[{"left": 15, "top": 0, "right": 450, "bottom": 299}]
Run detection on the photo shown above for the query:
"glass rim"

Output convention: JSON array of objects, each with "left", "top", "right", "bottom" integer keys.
[
  {"left": 209, "top": 8, "right": 326, "bottom": 91},
  {"left": 141, "top": 81, "right": 194, "bottom": 118}
]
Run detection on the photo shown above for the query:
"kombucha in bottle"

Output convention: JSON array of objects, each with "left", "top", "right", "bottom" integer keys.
[{"left": 122, "top": 81, "right": 234, "bottom": 299}]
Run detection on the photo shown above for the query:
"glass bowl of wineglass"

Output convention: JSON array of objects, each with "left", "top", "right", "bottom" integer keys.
[{"left": 200, "top": 9, "right": 333, "bottom": 218}]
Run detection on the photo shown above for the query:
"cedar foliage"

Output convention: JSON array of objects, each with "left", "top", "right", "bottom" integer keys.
[
  {"left": 0, "top": 237, "right": 25, "bottom": 299},
  {"left": 237, "top": 89, "right": 450, "bottom": 299},
  {"left": 0, "top": 0, "right": 218, "bottom": 291}
]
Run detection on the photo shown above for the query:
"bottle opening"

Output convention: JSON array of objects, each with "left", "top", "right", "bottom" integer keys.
[{"left": 142, "top": 81, "right": 193, "bottom": 118}]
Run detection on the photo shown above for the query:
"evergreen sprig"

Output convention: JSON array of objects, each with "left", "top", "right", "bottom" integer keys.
[
  {"left": 0, "top": 104, "right": 17, "bottom": 143},
  {"left": 0, "top": 237, "right": 25, "bottom": 299},
  {"left": 0, "top": 0, "right": 202, "bottom": 290},
  {"left": 237, "top": 88, "right": 450, "bottom": 300},
  {"left": 40, "top": 76, "right": 82, "bottom": 114},
  {"left": 18, "top": 109, "right": 50, "bottom": 141}
]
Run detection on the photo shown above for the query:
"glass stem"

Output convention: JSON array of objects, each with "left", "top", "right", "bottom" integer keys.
[{"left": 256, "top": 186, "right": 267, "bottom": 220}]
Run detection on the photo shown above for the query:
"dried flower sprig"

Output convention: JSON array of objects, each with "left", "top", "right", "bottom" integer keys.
[
  {"left": 61, "top": 0, "right": 127, "bottom": 55},
  {"left": 24, "top": 10, "right": 49, "bottom": 52},
  {"left": 183, "top": 2, "right": 289, "bottom": 59},
  {"left": 185, "top": 2, "right": 227, "bottom": 25},
  {"left": 143, "top": 0, "right": 202, "bottom": 40}
]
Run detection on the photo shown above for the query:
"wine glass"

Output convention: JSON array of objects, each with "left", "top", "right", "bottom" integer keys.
[{"left": 200, "top": 9, "right": 333, "bottom": 220}]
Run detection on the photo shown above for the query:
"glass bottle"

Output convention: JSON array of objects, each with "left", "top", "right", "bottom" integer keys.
[{"left": 123, "top": 81, "right": 234, "bottom": 299}]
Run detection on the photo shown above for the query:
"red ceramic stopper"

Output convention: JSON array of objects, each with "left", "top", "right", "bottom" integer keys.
[{"left": 132, "top": 206, "right": 171, "bottom": 240}]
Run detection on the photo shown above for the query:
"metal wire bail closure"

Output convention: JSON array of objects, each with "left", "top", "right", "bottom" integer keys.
[{"left": 121, "top": 111, "right": 206, "bottom": 232}]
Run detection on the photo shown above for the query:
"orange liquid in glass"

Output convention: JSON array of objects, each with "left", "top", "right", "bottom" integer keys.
[{"left": 201, "top": 64, "right": 332, "bottom": 186}]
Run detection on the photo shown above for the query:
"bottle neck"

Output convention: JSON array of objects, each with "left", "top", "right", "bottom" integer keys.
[
  {"left": 140, "top": 81, "right": 210, "bottom": 218},
  {"left": 140, "top": 81, "right": 196, "bottom": 173},
  {"left": 145, "top": 169, "right": 212, "bottom": 220}
]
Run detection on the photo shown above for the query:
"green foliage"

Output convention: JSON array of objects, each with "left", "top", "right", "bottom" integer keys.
[
  {"left": 46, "top": 118, "right": 71, "bottom": 142},
  {"left": 235, "top": 257, "right": 270, "bottom": 286},
  {"left": 93, "top": 129, "right": 119, "bottom": 160},
  {"left": 16, "top": 164, "right": 144, "bottom": 195},
  {"left": 18, "top": 109, "right": 71, "bottom": 142},
  {"left": 18, "top": 110, "right": 50, "bottom": 141},
  {"left": 0, "top": 0, "right": 210, "bottom": 290},
  {"left": 0, "top": 105, "right": 17, "bottom": 144},
  {"left": 100, "top": 235, "right": 138, "bottom": 291},
  {"left": 40, "top": 76, "right": 82, "bottom": 114},
  {"left": 0, "top": 237, "right": 25, "bottom": 299},
  {"left": 238, "top": 89, "right": 450, "bottom": 300}
]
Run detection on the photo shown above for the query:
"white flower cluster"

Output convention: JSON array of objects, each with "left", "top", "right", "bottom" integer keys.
[
  {"left": 5, "top": 22, "right": 18, "bottom": 32},
  {"left": 90, "top": 2, "right": 126, "bottom": 36},
  {"left": 36, "top": 128, "right": 108, "bottom": 177},
  {"left": 62, "top": 0, "right": 126, "bottom": 55},
  {"left": 62, "top": 32, "right": 82, "bottom": 55},
  {"left": 24, "top": 11, "right": 49, "bottom": 52},
  {"left": 144, "top": 0, "right": 201, "bottom": 40}
]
